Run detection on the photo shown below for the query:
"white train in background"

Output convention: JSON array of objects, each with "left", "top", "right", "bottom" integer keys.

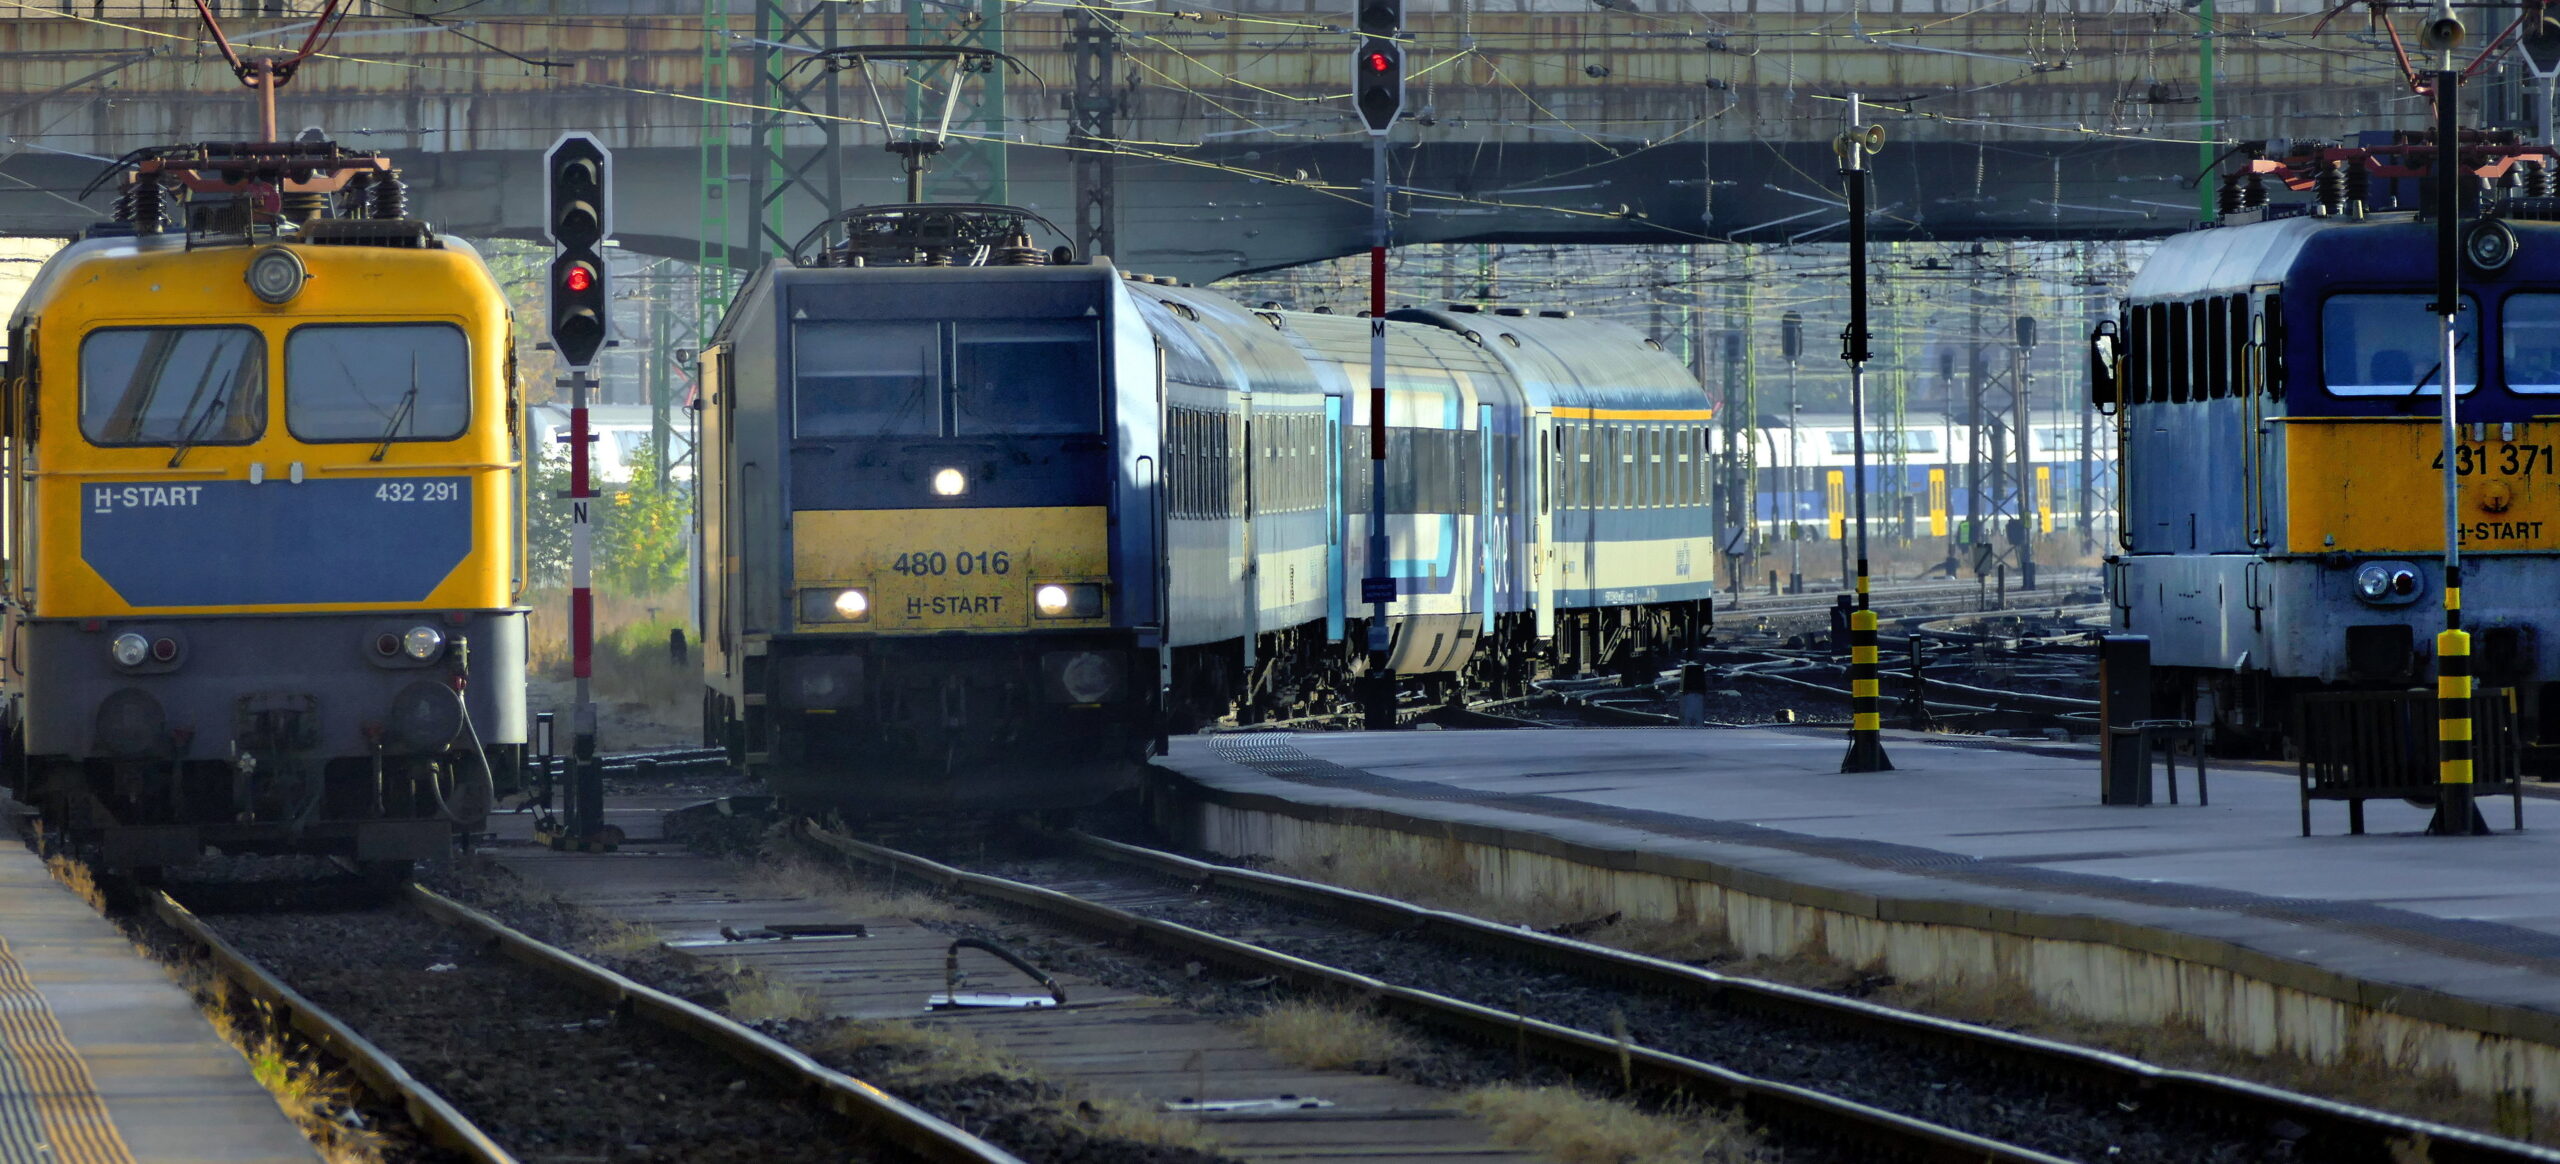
[
  {"left": 525, "top": 403, "right": 694, "bottom": 483},
  {"left": 1709, "top": 412, "right": 2116, "bottom": 544}
]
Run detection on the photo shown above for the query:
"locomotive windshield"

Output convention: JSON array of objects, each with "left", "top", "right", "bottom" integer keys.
[
  {"left": 2504, "top": 294, "right": 2560, "bottom": 393},
  {"left": 955, "top": 321, "right": 1099, "bottom": 436},
  {"left": 80, "top": 326, "right": 265, "bottom": 446},
  {"left": 2321, "top": 293, "right": 2477, "bottom": 396},
  {"left": 794, "top": 322, "right": 939, "bottom": 438},
  {"left": 284, "top": 323, "right": 470, "bottom": 442},
  {"left": 793, "top": 320, "right": 1100, "bottom": 439}
]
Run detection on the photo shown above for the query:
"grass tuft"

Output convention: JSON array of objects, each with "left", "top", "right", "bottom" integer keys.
[
  {"left": 204, "top": 993, "right": 390, "bottom": 1164},
  {"left": 737, "top": 854, "right": 957, "bottom": 923},
  {"left": 1461, "top": 1084, "right": 1768, "bottom": 1164},
  {"left": 719, "top": 963, "right": 828, "bottom": 1024},
  {"left": 1242, "top": 999, "right": 1416, "bottom": 1071},
  {"left": 586, "top": 920, "right": 665, "bottom": 958}
]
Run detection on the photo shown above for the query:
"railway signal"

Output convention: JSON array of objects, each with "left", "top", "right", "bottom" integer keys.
[
  {"left": 542, "top": 131, "right": 615, "bottom": 850},
  {"left": 1355, "top": 0, "right": 1403, "bottom": 729},
  {"left": 545, "top": 134, "right": 612, "bottom": 369},
  {"left": 1354, "top": 0, "right": 1403, "bottom": 135}
]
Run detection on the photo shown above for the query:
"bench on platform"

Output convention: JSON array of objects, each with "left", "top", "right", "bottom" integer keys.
[{"left": 2296, "top": 689, "right": 2525, "bottom": 836}]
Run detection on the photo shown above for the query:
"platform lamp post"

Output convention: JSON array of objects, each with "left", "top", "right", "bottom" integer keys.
[
  {"left": 1781, "top": 311, "right": 1804, "bottom": 594},
  {"left": 1838, "top": 95, "right": 1893, "bottom": 773},
  {"left": 2422, "top": 3, "right": 2488, "bottom": 834},
  {"left": 1354, "top": 0, "right": 1403, "bottom": 730}
]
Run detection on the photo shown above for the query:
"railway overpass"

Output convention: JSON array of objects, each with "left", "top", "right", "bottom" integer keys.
[{"left": 0, "top": 1, "right": 2461, "bottom": 281}]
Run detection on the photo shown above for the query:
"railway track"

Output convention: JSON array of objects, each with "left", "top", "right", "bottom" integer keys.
[
  {"left": 785, "top": 819, "right": 2560, "bottom": 1164},
  {"left": 147, "top": 881, "right": 1020, "bottom": 1164}
]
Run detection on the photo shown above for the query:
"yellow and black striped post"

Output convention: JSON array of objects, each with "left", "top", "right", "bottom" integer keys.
[
  {"left": 2430, "top": 567, "right": 2487, "bottom": 835},
  {"left": 1842, "top": 567, "right": 1894, "bottom": 771},
  {"left": 1834, "top": 97, "right": 1893, "bottom": 774}
]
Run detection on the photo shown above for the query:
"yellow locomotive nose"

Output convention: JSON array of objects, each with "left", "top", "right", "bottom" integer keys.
[{"left": 792, "top": 506, "right": 1109, "bottom": 632}]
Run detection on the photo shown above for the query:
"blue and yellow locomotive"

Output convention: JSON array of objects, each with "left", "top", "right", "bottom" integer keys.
[
  {"left": 2, "top": 142, "right": 526, "bottom": 870},
  {"left": 2096, "top": 132, "right": 2560, "bottom": 750},
  {"left": 698, "top": 205, "right": 1711, "bottom": 810}
]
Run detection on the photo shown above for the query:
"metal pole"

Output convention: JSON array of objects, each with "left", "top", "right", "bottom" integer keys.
[
  {"left": 1363, "top": 138, "right": 1396, "bottom": 728},
  {"left": 2431, "top": 67, "right": 2484, "bottom": 835},
  {"left": 1840, "top": 93, "right": 1893, "bottom": 773},
  {"left": 2015, "top": 323, "right": 2036, "bottom": 591},
  {"left": 566, "top": 368, "right": 603, "bottom": 842},
  {"left": 2197, "top": 0, "right": 2218, "bottom": 223},
  {"left": 1788, "top": 360, "right": 1802, "bottom": 593}
]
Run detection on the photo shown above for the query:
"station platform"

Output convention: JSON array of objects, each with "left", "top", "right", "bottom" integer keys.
[
  {"left": 1148, "top": 726, "right": 2560, "bottom": 1108},
  {"left": 0, "top": 840, "right": 316, "bottom": 1164}
]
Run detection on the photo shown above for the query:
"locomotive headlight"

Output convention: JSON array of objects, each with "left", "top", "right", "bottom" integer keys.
[
  {"left": 799, "top": 587, "right": 871, "bottom": 624},
  {"left": 245, "top": 245, "right": 307, "bottom": 305},
  {"left": 402, "top": 624, "right": 445, "bottom": 660},
  {"left": 1032, "top": 582, "right": 1103, "bottom": 619},
  {"left": 932, "top": 467, "right": 967, "bottom": 497},
  {"left": 109, "top": 632, "right": 150, "bottom": 668},
  {"left": 2352, "top": 560, "right": 2424, "bottom": 606}
]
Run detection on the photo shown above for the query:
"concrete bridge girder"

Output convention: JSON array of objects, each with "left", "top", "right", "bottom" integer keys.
[{"left": 0, "top": 7, "right": 2429, "bottom": 281}]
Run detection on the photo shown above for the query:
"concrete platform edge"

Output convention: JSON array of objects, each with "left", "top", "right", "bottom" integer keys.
[{"left": 1145, "top": 765, "right": 2560, "bottom": 1112}]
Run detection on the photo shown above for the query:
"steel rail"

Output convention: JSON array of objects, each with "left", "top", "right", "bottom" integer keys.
[
  {"left": 147, "top": 891, "right": 518, "bottom": 1164},
  {"left": 401, "top": 886, "right": 1028, "bottom": 1164},
  {"left": 1053, "top": 831, "right": 2560, "bottom": 1164},
  {"left": 791, "top": 821, "right": 2077, "bottom": 1164}
]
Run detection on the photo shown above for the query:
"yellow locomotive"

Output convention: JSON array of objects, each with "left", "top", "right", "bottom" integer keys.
[{"left": 1, "top": 143, "right": 525, "bottom": 873}]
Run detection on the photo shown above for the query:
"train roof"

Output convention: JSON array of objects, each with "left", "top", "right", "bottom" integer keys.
[{"left": 2126, "top": 209, "right": 2560, "bottom": 301}]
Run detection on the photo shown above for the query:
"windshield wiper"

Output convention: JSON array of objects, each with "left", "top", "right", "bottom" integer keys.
[
  {"left": 370, "top": 355, "right": 422, "bottom": 463},
  {"left": 165, "top": 369, "right": 233, "bottom": 468}
]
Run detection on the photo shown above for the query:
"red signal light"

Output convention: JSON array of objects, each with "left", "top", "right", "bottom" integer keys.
[
  {"left": 1365, "top": 50, "right": 1391, "bottom": 72},
  {"left": 565, "top": 264, "right": 594, "bottom": 293}
]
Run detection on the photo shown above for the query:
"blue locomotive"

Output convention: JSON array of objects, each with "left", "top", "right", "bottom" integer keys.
[
  {"left": 2094, "top": 133, "right": 2560, "bottom": 752},
  {"left": 696, "top": 206, "right": 1711, "bottom": 809}
]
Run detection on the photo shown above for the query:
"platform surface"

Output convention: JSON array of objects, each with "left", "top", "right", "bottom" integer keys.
[
  {"left": 0, "top": 843, "right": 316, "bottom": 1164},
  {"left": 1158, "top": 726, "right": 2560, "bottom": 1019}
]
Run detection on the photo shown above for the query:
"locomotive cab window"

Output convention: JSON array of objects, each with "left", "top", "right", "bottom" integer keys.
[
  {"left": 285, "top": 323, "right": 469, "bottom": 443},
  {"left": 2504, "top": 294, "right": 2560, "bottom": 393},
  {"left": 2320, "top": 293, "right": 2477, "bottom": 395},
  {"left": 794, "top": 321, "right": 940, "bottom": 438},
  {"left": 955, "top": 321, "right": 1100, "bottom": 436},
  {"left": 81, "top": 325, "right": 266, "bottom": 446}
]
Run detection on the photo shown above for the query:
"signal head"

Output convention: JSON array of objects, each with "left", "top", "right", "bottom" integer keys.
[
  {"left": 1356, "top": 0, "right": 1400, "bottom": 38},
  {"left": 549, "top": 254, "right": 607, "bottom": 367},
  {"left": 1354, "top": 38, "right": 1404, "bottom": 135},
  {"left": 544, "top": 134, "right": 611, "bottom": 250}
]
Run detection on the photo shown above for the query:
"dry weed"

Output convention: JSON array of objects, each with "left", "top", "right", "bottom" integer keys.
[
  {"left": 719, "top": 963, "right": 827, "bottom": 1023},
  {"left": 737, "top": 854, "right": 956, "bottom": 922},
  {"left": 813, "top": 1017, "right": 1024, "bottom": 1082},
  {"left": 1242, "top": 999, "right": 1416, "bottom": 1071},
  {"left": 1085, "top": 1097, "right": 1218, "bottom": 1151},
  {"left": 1460, "top": 1084, "right": 1767, "bottom": 1164},
  {"left": 586, "top": 920, "right": 665, "bottom": 958},
  {"left": 207, "top": 996, "right": 390, "bottom": 1164}
]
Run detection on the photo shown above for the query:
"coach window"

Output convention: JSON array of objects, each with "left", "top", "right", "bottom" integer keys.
[
  {"left": 2321, "top": 293, "right": 2477, "bottom": 395},
  {"left": 794, "top": 321, "right": 939, "bottom": 438},
  {"left": 286, "top": 323, "right": 469, "bottom": 444},
  {"left": 81, "top": 325, "right": 266, "bottom": 446}
]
